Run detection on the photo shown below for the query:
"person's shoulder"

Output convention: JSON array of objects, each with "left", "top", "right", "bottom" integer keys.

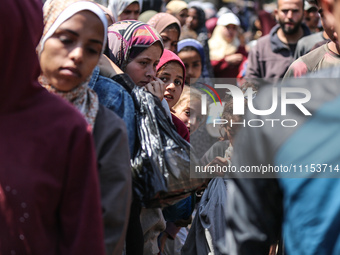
[
  {"left": 95, "top": 104, "right": 126, "bottom": 131},
  {"left": 256, "top": 34, "right": 271, "bottom": 44},
  {"left": 41, "top": 90, "right": 89, "bottom": 128}
]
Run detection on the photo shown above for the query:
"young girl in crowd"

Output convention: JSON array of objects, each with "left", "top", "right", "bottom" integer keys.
[
  {"left": 108, "top": 0, "right": 142, "bottom": 21},
  {"left": 185, "top": 4, "right": 214, "bottom": 77},
  {"left": 105, "top": 20, "right": 165, "bottom": 255},
  {"left": 209, "top": 13, "right": 248, "bottom": 79},
  {"left": 183, "top": 96, "right": 247, "bottom": 255},
  {"left": 173, "top": 85, "right": 204, "bottom": 134},
  {"left": 38, "top": 1, "right": 132, "bottom": 254},
  {"left": 156, "top": 49, "right": 189, "bottom": 141},
  {"left": 147, "top": 13, "right": 181, "bottom": 53},
  {"left": 0, "top": 0, "right": 105, "bottom": 254},
  {"left": 155, "top": 49, "right": 194, "bottom": 253},
  {"left": 177, "top": 38, "right": 212, "bottom": 86},
  {"left": 178, "top": 39, "right": 216, "bottom": 159}
]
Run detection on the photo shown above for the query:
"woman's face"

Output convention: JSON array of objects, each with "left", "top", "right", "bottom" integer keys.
[
  {"left": 186, "top": 8, "right": 199, "bottom": 30},
  {"left": 118, "top": 2, "right": 140, "bottom": 21},
  {"left": 125, "top": 43, "right": 163, "bottom": 87},
  {"left": 178, "top": 49, "right": 202, "bottom": 85},
  {"left": 160, "top": 28, "right": 179, "bottom": 53},
  {"left": 40, "top": 11, "right": 104, "bottom": 91},
  {"left": 176, "top": 9, "right": 188, "bottom": 26},
  {"left": 157, "top": 61, "right": 184, "bottom": 108},
  {"left": 222, "top": 24, "right": 238, "bottom": 43}
]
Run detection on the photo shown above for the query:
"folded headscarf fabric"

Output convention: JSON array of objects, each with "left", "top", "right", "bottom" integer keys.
[
  {"left": 107, "top": 20, "right": 163, "bottom": 71},
  {"left": 147, "top": 12, "right": 181, "bottom": 34},
  {"left": 39, "top": 0, "right": 108, "bottom": 130},
  {"left": 108, "top": 0, "right": 142, "bottom": 22},
  {"left": 177, "top": 39, "right": 205, "bottom": 70},
  {"left": 39, "top": 0, "right": 107, "bottom": 54},
  {"left": 166, "top": 0, "right": 188, "bottom": 15},
  {"left": 156, "top": 49, "right": 186, "bottom": 89}
]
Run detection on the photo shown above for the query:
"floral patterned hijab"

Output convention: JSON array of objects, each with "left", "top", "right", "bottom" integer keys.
[{"left": 107, "top": 20, "right": 164, "bottom": 71}]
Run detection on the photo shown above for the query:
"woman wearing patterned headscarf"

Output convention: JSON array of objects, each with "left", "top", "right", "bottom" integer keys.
[
  {"left": 105, "top": 20, "right": 167, "bottom": 255},
  {"left": 38, "top": 1, "right": 132, "bottom": 254}
]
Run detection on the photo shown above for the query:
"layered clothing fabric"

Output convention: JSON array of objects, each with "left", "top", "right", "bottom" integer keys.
[
  {"left": 245, "top": 24, "right": 310, "bottom": 80},
  {"left": 106, "top": 20, "right": 165, "bottom": 255},
  {"left": 223, "top": 68, "right": 340, "bottom": 255},
  {"left": 147, "top": 12, "right": 181, "bottom": 35},
  {"left": 39, "top": 1, "right": 132, "bottom": 254},
  {"left": 38, "top": 0, "right": 109, "bottom": 128},
  {"left": 108, "top": 0, "right": 143, "bottom": 22},
  {"left": 0, "top": 0, "right": 105, "bottom": 254}
]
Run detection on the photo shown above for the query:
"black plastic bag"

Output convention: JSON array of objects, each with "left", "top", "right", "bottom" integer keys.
[{"left": 131, "top": 86, "right": 204, "bottom": 208}]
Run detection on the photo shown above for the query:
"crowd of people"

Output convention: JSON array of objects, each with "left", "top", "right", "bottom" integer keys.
[{"left": 2, "top": 0, "right": 340, "bottom": 254}]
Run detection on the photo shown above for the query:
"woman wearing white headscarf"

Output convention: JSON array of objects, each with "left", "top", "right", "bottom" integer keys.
[
  {"left": 209, "top": 12, "right": 248, "bottom": 78},
  {"left": 108, "top": 0, "right": 142, "bottom": 21}
]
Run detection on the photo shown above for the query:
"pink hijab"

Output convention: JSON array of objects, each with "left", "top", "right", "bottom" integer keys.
[{"left": 156, "top": 49, "right": 186, "bottom": 89}]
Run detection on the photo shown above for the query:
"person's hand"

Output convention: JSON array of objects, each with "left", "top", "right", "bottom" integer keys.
[
  {"left": 209, "top": 156, "right": 229, "bottom": 167},
  {"left": 159, "top": 232, "right": 169, "bottom": 253},
  {"left": 225, "top": 53, "right": 243, "bottom": 66},
  {"left": 98, "top": 54, "right": 123, "bottom": 78},
  {"left": 206, "top": 156, "right": 230, "bottom": 177},
  {"left": 145, "top": 77, "right": 166, "bottom": 101}
]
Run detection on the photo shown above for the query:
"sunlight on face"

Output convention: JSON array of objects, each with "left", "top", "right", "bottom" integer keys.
[
  {"left": 125, "top": 43, "right": 163, "bottom": 87},
  {"left": 39, "top": 11, "right": 104, "bottom": 91},
  {"left": 157, "top": 61, "right": 184, "bottom": 108}
]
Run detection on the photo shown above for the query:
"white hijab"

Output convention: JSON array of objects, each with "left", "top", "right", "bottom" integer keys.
[{"left": 108, "top": 0, "right": 142, "bottom": 21}]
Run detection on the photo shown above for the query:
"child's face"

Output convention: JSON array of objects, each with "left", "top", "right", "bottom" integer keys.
[
  {"left": 226, "top": 116, "right": 242, "bottom": 145},
  {"left": 157, "top": 62, "right": 184, "bottom": 108},
  {"left": 174, "top": 98, "right": 202, "bottom": 134},
  {"left": 178, "top": 50, "right": 202, "bottom": 85},
  {"left": 160, "top": 28, "right": 179, "bottom": 53}
]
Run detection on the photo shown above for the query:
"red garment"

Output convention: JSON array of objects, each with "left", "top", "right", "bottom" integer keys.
[
  {"left": 210, "top": 46, "right": 248, "bottom": 78},
  {"left": 0, "top": 1, "right": 105, "bottom": 254},
  {"left": 172, "top": 114, "right": 190, "bottom": 142}
]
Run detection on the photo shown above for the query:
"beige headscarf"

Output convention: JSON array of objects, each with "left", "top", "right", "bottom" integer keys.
[
  {"left": 39, "top": 0, "right": 107, "bottom": 130},
  {"left": 208, "top": 25, "right": 240, "bottom": 61},
  {"left": 208, "top": 13, "right": 241, "bottom": 61},
  {"left": 166, "top": 0, "right": 188, "bottom": 15},
  {"left": 147, "top": 12, "right": 181, "bottom": 34}
]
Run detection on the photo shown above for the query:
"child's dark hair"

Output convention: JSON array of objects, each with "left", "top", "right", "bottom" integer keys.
[{"left": 178, "top": 46, "right": 201, "bottom": 60}]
